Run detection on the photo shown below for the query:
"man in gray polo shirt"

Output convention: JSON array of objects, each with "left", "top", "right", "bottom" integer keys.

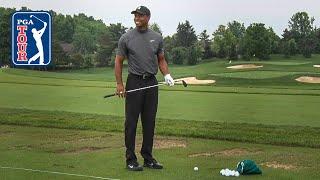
[{"left": 114, "top": 6, "right": 175, "bottom": 171}]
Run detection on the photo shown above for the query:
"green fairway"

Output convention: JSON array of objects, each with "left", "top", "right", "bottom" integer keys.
[
  {"left": 0, "top": 72, "right": 320, "bottom": 127},
  {"left": 1, "top": 56, "right": 320, "bottom": 126},
  {"left": 1, "top": 56, "right": 320, "bottom": 179},
  {"left": 1, "top": 81, "right": 320, "bottom": 126}
]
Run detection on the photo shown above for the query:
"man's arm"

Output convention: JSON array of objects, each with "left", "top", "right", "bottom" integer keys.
[
  {"left": 158, "top": 52, "right": 169, "bottom": 75},
  {"left": 115, "top": 55, "right": 125, "bottom": 97},
  {"left": 158, "top": 52, "right": 174, "bottom": 86}
]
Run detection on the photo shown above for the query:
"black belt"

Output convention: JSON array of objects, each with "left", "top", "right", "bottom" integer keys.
[{"left": 129, "top": 73, "right": 155, "bottom": 80}]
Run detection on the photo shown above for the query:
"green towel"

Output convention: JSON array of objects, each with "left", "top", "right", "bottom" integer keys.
[{"left": 236, "top": 160, "right": 262, "bottom": 175}]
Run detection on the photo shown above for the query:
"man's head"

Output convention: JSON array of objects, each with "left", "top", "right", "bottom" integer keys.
[{"left": 131, "top": 6, "right": 150, "bottom": 28}]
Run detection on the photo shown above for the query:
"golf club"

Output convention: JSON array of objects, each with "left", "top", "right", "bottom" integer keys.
[
  {"left": 30, "top": 15, "right": 46, "bottom": 24},
  {"left": 104, "top": 80, "right": 187, "bottom": 98}
]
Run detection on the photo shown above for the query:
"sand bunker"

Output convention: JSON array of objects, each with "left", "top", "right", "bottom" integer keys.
[
  {"left": 227, "top": 64, "right": 263, "bottom": 69},
  {"left": 313, "top": 65, "right": 320, "bottom": 68},
  {"left": 175, "top": 77, "right": 215, "bottom": 85},
  {"left": 260, "top": 161, "right": 297, "bottom": 170},
  {"left": 137, "top": 138, "right": 186, "bottom": 149},
  {"left": 153, "top": 139, "right": 187, "bottom": 149},
  {"left": 55, "top": 146, "right": 108, "bottom": 154},
  {"left": 295, "top": 76, "right": 320, "bottom": 84},
  {"left": 188, "top": 148, "right": 262, "bottom": 158}
]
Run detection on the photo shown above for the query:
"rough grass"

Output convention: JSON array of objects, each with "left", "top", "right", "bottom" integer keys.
[{"left": 1, "top": 125, "right": 320, "bottom": 180}]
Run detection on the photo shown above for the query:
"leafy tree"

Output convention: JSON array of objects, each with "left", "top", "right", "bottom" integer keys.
[
  {"left": 175, "top": 20, "right": 197, "bottom": 47},
  {"left": 150, "top": 23, "right": 162, "bottom": 35},
  {"left": 72, "top": 12, "right": 108, "bottom": 55},
  {"left": 315, "top": 28, "right": 320, "bottom": 53},
  {"left": 95, "top": 23, "right": 126, "bottom": 67},
  {"left": 212, "top": 25, "right": 227, "bottom": 58},
  {"left": 187, "top": 43, "right": 202, "bottom": 65},
  {"left": 280, "top": 28, "right": 293, "bottom": 57},
  {"left": 268, "top": 28, "right": 281, "bottom": 54},
  {"left": 72, "top": 26, "right": 96, "bottom": 54},
  {"left": 107, "top": 23, "right": 127, "bottom": 43},
  {"left": 95, "top": 31, "right": 113, "bottom": 66},
  {"left": 51, "top": 40, "right": 69, "bottom": 68},
  {"left": 242, "top": 23, "right": 271, "bottom": 60},
  {"left": 70, "top": 53, "right": 84, "bottom": 68},
  {"left": 53, "top": 14, "right": 75, "bottom": 43},
  {"left": 224, "top": 30, "right": 237, "bottom": 60},
  {"left": 164, "top": 50, "right": 172, "bottom": 64},
  {"left": 84, "top": 54, "right": 94, "bottom": 70},
  {"left": 0, "top": 7, "right": 15, "bottom": 66},
  {"left": 288, "top": 12, "right": 316, "bottom": 57},
  {"left": 227, "top": 21, "right": 246, "bottom": 58},
  {"left": 212, "top": 25, "right": 237, "bottom": 59},
  {"left": 282, "top": 39, "right": 297, "bottom": 57},
  {"left": 164, "top": 35, "right": 175, "bottom": 54},
  {"left": 199, "top": 30, "right": 212, "bottom": 59},
  {"left": 300, "top": 34, "right": 316, "bottom": 58},
  {"left": 289, "top": 12, "right": 315, "bottom": 37},
  {"left": 171, "top": 47, "right": 187, "bottom": 65},
  {"left": 227, "top": 21, "right": 246, "bottom": 39},
  {"left": 109, "top": 49, "right": 117, "bottom": 67},
  {"left": 282, "top": 28, "right": 293, "bottom": 40},
  {"left": 163, "top": 35, "right": 176, "bottom": 63},
  {"left": 288, "top": 39, "right": 298, "bottom": 56}
]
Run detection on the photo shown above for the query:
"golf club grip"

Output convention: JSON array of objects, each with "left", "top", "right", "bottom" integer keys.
[{"left": 104, "top": 93, "right": 116, "bottom": 98}]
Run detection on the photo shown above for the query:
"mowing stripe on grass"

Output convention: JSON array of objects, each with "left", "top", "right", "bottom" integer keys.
[
  {"left": 0, "top": 81, "right": 111, "bottom": 88},
  {"left": 1, "top": 108, "right": 320, "bottom": 148},
  {"left": 2, "top": 81, "right": 320, "bottom": 97},
  {"left": 0, "top": 166, "right": 120, "bottom": 180}
]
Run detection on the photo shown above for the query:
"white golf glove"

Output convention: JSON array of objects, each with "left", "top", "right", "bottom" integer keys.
[{"left": 164, "top": 74, "right": 174, "bottom": 86}]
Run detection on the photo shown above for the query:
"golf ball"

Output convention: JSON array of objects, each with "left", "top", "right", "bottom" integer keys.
[{"left": 194, "top": 167, "right": 198, "bottom": 171}]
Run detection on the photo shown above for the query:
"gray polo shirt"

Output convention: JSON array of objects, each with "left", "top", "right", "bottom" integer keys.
[{"left": 117, "top": 28, "right": 164, "bottom": 75}]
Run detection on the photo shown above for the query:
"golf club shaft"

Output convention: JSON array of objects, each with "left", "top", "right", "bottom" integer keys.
[
  {"left": 104, "top": 80, "right": 185, "bottom": 98},
  {"left": 127, "top": 82, "right": 166, "bottom": 93},
  {"left": 104, "top": 83, "right": 165, "bottom": 98}
]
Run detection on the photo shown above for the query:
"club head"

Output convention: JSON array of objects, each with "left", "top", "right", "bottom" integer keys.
[
  {"left": 182, "top": 80, "right": 187, "bottom": 87},
  {"left": 30, "top": 15, "right": 33, "bottom": 18}
]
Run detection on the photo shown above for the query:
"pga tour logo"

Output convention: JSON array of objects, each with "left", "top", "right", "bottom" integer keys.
[{"left": 12, "top": 11, "right": 51, "bottom": 65}]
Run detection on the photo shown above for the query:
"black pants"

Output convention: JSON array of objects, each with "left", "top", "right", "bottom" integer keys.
[{"left": 125, "top": 73, "right": 158, "bottom": 163}]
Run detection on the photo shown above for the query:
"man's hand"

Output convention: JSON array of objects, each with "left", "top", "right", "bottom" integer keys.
[
  {"left": 164, "top": 74, "right": 174, "bottom": 86},
  {"left": 116, "top": 83, "right": 126, "bottom": 98}
]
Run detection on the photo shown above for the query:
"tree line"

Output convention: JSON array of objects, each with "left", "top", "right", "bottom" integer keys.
[{"left": 1, "top": 7, "right": 320, "bottom": 70}]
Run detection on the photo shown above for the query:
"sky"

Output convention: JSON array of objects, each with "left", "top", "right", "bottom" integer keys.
[{"left": 1, "top": 0, "right": 320, "bottom": 37}]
